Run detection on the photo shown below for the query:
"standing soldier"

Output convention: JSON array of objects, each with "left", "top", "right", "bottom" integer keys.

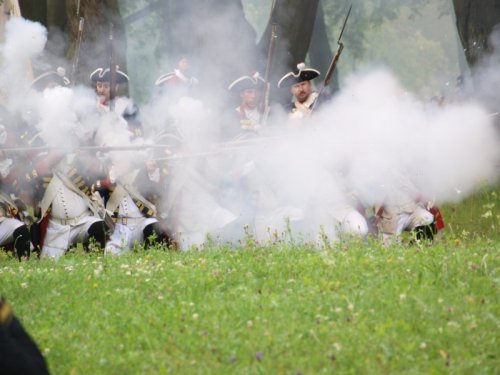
[
  {"left": 30, "top": 67, "right": 70, "bottom": 91},
  {"left": 226, "top": 72, "right": 265, "bottom": 137},
  {"left": 154, "top": 56, "right": 199, "bottom": 98},
  {"left": 278, "top": 63, "right": 323, "bottom": 119},
  {"left": 90, "top": 67, "right": 140, "bottom": 132}
]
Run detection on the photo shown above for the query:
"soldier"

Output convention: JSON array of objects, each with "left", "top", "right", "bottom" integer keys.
[
  {"left": 99, "top": 160, "right": 166, "bottom": 256},
  {"left": 226, "top": 72, "right": 265, "bottom": 137},
  {"left": 30, "top": 67, "right": 70, "bottom": 91},
  {"left": 0, "top": 186, "right": 31, "bottom": 260},
  {"left": 90, "top": 66, "right": 145, "bottom": 146},
  {"left": 373, "top": 177, "right": 437, "bottom": 245},
  {"left": 278, "top": 63, "right": 328, "bottom": 119},
  {"left": 0, "top": 163, "right": 32, "bottom": 261},
  {"left": 154, "top": 56, "right": 199, "bottom": 97},
  {"left": 0, "top": 105, "right": 32, "bottom": 260},
  {"left": 0, "top": 297, "right": 50, "bottom": 374},
  {"left": 28, "top": 148, "right": 107, "bottom": 259},
  {"left": 90, "top": 67, "right": 139, "bottom": 120}
]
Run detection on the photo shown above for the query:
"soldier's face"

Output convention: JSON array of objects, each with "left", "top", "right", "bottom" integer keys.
[
  {"left": 240, "top": 89, "right": 259, "bottom": 109},
  {"left": 95, "top": 81, "right": 119, "bottom": 103},
  {"left": 291, "top": 81, "right": 311, "bottom": 103},
  {"left": 96, "top": 81, "right": 111, "bottom": 102}
]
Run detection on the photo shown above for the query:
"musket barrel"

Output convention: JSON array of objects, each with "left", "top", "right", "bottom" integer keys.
[{"left": 310, "top": 4, "right": 351, "bottom": 114}]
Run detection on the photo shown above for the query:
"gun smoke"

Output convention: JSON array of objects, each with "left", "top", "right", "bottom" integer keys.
[{"left": 0, "top": 16, "right": 498, "bottom": 249}]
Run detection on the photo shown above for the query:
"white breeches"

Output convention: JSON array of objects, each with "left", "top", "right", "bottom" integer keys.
[
  {"left": 395, "top": 207, "right": 435, "bottom": 235},
  {"left": 0, "top": 217, "right": 25, "bottom": 246},
  {"left": 105, "top": 217, "right": 157, "bottom": 256},
  {"left": 340, "top": 210, "right": 369, "bottom": 239},
  {"left": 41, "top": 215, "right": 102, "bottom": 259}
]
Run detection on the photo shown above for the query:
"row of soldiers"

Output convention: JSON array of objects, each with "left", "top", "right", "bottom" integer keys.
[
  {"left": 0, "top": 59, "right": 444, "bottom": 260},
  {"left": 223, "top": 62, "right": 444, "bottom": 244},
  {"left": 142, "top": 59, "right": 444, "bottom": 246},
  {"left": 0, "top": 65, "right": 173, "bottom": 260}
]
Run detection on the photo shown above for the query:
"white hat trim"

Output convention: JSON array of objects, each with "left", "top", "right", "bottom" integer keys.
[{"left": 277, "top": 63, "right": 320, "bottom": 88}]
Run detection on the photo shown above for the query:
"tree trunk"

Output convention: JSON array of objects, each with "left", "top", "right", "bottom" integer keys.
[
  {"left": 164, "top": 0, "right": 258, "bottom": 90},
  {"left": 18, "top": 0, "right": 127, "bottom": 89},
  {"left": 452, "top": 0, "right": 500, "bottom": 67},
  {"left": 18, "top": 0, "right": 47, "bottom": 26},
  {"left": 258, "top": 0, "right": 320, "bottom": 103},
  {"left": 65, "top": 0, "right": 127, "bottom": 88}
]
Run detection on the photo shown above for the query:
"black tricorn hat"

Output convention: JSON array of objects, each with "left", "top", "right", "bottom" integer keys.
[
  {"left": 277, "top": 63, "right": 320, "bottom": 88},
  {"left": 228, "top": 72, "right": 265, "bottom": 92},
  {"left": 90, "top": 67, "right": 129, "bottom": 84},
  {"left": 31, "top": 67, "right": 70, "bottom": 91},
  {"left": 154, "top": 70, "right": 198, "bottom": 87}
]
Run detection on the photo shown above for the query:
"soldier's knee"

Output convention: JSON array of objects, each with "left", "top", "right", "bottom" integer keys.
[
  {"left": 13, "top": 225, "right": 31, "bottom": 260},
  {"left": 87, "top": 221, "right": 106, "bottom": 249},
  {"left": 341, "top": 211, "right": 369, "bottom": 238}
]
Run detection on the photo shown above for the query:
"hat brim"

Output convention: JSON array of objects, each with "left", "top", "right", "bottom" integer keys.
[
  {"left": 228, "top": 75, "right": 265, "bottom": 92},
  {"left": 278, "top": 69, "right": 320, "bottom": 88},
  {"left": 90, "top": 68, "right": 129, "bottom": 84},
  {"left": 31, "top": 72, "right": 70, "bottom": 91}
]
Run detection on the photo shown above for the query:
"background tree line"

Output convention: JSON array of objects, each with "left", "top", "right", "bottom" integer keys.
[{"left": 16, "top": 0, "right": 500, "bottom": 103}]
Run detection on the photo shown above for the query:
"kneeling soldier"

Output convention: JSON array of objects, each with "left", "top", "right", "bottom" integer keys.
[{"left": 100, "top": 162, "right": 165, "bottom": 255}]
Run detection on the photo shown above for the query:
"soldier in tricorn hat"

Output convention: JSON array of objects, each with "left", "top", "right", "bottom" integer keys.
[
  {"left": 278, "top": 62, "right": 323, "bottom": 119},
  {"left": 90, "top": 67, "right": 138, "bottom": 117},
  {"left": 227, "top": 72, "right": 265, "bottom": 136},
  {"left": 90, "top": 66, "right": 142, "bottom": 139},
  {"left": 155, "top": 57, "right": 198, "bottom": 89},
  {"left": 154, "top": 57, "right": 199, "bottom": 105},
  {"left": 30, "top": 67, "right": 70, "bottom": 91}
]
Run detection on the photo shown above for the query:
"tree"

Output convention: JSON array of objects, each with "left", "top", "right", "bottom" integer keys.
[
  {"left": 19, "top": 0, "right": 128, "bottom": 87},
  {"left": 162, "top": 0, "right": 258, "bottom": 89},
  {"left": 256, "top": 0, "right": 321, "bottom": 102},
  {"left": 452, "top": 0, "right": 500, "bottom": 67}
]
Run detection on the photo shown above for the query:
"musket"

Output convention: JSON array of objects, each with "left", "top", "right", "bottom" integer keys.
[
  {"left": 0, "top": 134, "right": 288, "bottom": 154},
  {"left": 259, "top": 0, "right": 278, "bottom": 125},
  {"left": 310, "top": 4, "right": 352, "bottom": 114},
  {"left": 0, "top": 144, "right": 177, "bottom": 153},
  {"left": 71, "top": 0, "right": 85, "bottom": 85},
  {"left": 259, "top": 0, "right": 278, "bottom": 126},
  {"left": 108, "top": 23, "right": 117, "bottom": 112}
]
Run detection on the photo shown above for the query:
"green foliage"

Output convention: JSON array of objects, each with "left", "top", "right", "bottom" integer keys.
[
  {"left": 322, "top": 0, "right": 460, "bottom": 95},
  {"left": 117, "top": 0, "right": 461, "bottom": 101},
  {"left": 118, "top": 0, "right": 166, "bottom": 104},
  {"left": 241, "top": 0, "right": 270, "bottom": 40},
  {"left": 440, "top": 186, "right": 499, "bottom": 241},
  {"left": 0, "top": 186, "right": 498, "bottom": 374}
]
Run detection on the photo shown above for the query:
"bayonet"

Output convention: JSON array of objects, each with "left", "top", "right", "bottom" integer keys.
[
  {"left": 71, "top": 0, "right": 85, "bottom": 85},
  {"left": 108, "top": 23, "right": 117, "bottom": 112},
  {"left": 259, "top": 0, "right": 278, "bottom": 126},
  {"left": 310, "top": 4, "right": 352, "bottom": 114}
]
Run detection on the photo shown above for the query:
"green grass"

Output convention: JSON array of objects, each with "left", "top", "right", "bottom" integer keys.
[{"left": 0, "top": 186, "right": 498, "bottom": 374}]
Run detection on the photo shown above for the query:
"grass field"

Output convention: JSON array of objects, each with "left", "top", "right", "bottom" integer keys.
[{"left": 1, "top": 187, "right": 498, "bottom": 374}]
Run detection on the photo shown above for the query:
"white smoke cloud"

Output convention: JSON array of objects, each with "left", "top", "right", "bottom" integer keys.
[
  {"left": 1, "top": 15, "right": 498, "bottom": 250},
  {"left": 145, "top": 66, "right": 498, "bottom": 248},
  {"left": 0, "top": 17, "right": 46, "bottom": 104}
]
